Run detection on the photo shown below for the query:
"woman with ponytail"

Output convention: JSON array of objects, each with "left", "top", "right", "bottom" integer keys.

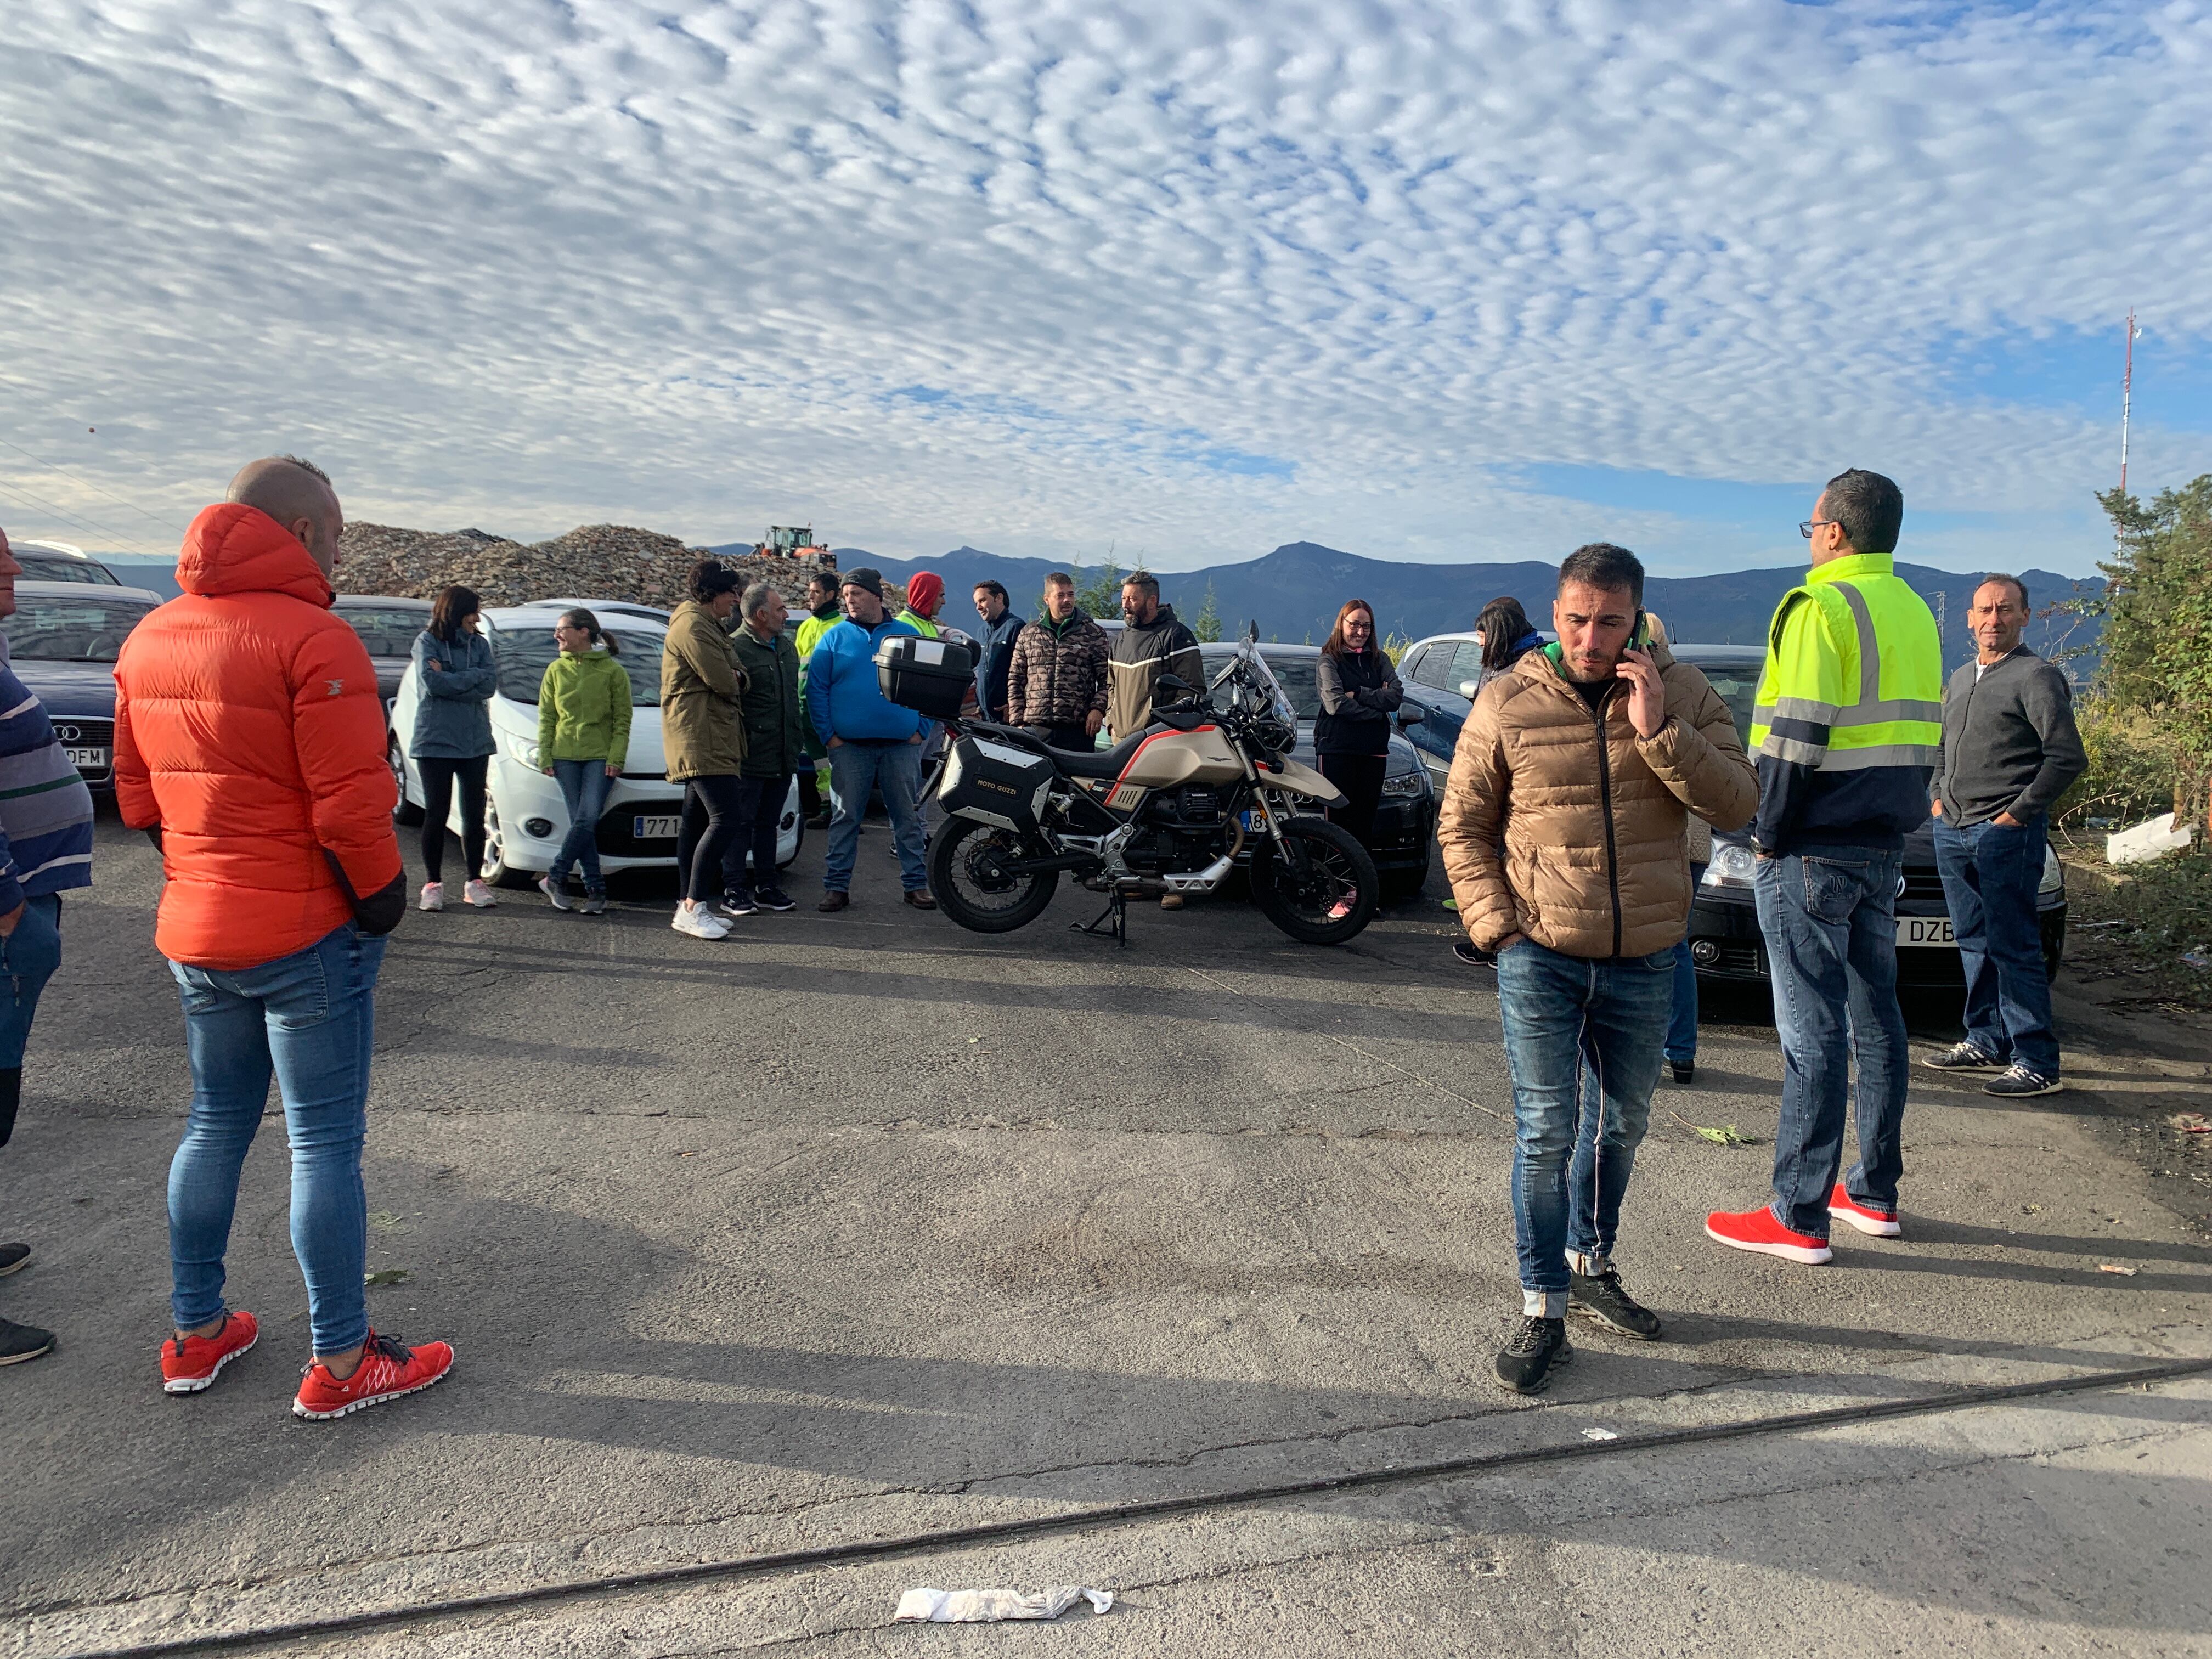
[{"left": 535, "top": 608, "right": 631, "bottom": 916}]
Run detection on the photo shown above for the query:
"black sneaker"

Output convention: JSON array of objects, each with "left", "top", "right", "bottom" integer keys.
[
  {"left": 0, "top": 1242, "right": 29, "bottom": 1278},
  {"left": 0, "top": 1316, "right": 53, "bottom": 1365},
  {"left": 1493, "top": 1315, "right": 1572, "bottom": 1394},
  {"left": 753, "top": 888, "right": 797, "bottom": 913},
  {"left": 1923, "top": 1042, "right": 2002, "bottom": 1071},
  {"left": 1453, "top": 940, "right": 1494, "bottom": 967},
  {"left": 1569, "top": 1266, "right": 1664, "bottom": 1340},
  {"left": 1984, "top": 1064, "right": 2062, "bottom": 1098},
  {"left": 716, "top": 892, "right": 758, "bottom": 919},
  {"left": 1670, "top": 1059, "right": 1695, "bottom": 1085}
]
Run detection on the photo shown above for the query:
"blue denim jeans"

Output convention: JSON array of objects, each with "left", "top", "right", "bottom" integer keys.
[
  {"left": 1754, "top": 849, "right": 1908, "bottom": 1237},
  {"left": 1933, "top": 815, "right": 2058, "bottom": 1079},
  {"left": 1665, "top": 862, "right": 1705, "bottom": 1066},
  {"left": 1496, "top": 938, "right": 1674, "bottom": 1316},
  {"left": 0, "top": 894, "right": 64, "bottom": 1071},
  {"left": 166, "top": 924, "right": 386, "bottom": 1355},
  {"left": 825, "top": 740, "right": 928, "bottom": 894},
  {"left": 549, "top": 758, "right": 611, "bottom": 890}
]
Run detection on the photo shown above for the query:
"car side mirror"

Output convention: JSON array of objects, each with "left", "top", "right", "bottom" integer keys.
[
  {"left": 1458, "top": 679, "right": 1480, "bottom": 699},
  {"left": 1397, "top": 699, "right": 1426, "bottom": 727}
]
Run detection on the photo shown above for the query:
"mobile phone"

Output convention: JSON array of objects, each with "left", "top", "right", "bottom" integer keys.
[{"left": 1630, "top": 610, "right": 1650, "bottom": 650}]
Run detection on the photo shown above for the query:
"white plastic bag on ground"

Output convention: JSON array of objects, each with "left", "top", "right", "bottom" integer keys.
[
  {"left": 2108, "top": 812, "right": 2193, "bottom": 866},
  {"left": 895, "top": 1586, "right": 1114, "bottom": 1622}
]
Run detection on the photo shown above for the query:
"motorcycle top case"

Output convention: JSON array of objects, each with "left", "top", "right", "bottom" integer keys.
[
  {"left": 939, "top": 733, "right": 1056, "bottom": 830},
  {"left": 874, "top": 634, "right": 978, "bottom": 719}
]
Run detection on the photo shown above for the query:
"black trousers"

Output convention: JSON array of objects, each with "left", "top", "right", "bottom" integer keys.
[
  {"left": 417, "top": 755, "right": 489, "bottom": 884},
  {"left": 1318, "top": 751, "right": 1387, "bottom": 850},
  {"left": 721, "top": 773, "right": 792, "bottom": 897},
  {"left": 797, "top": 764, "right": 824, "bottom": 821},
  {"left": 676, "top": 774, "right": 746, "bottom": 904}
]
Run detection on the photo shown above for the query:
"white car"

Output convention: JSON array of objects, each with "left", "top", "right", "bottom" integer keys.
[{"left": 389, "top": 606, "right": 801, "bottom": 887}]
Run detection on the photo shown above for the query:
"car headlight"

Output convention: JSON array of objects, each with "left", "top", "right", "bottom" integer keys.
[
  {"left": 2040, "top": 843, "right": 2064, "bottom": 898},
  {"left": 496, "top": 729, "right": 541, "bottom": 770},
  {"left": 1381, "top": 768, "right": 1429, "bottom": 797},
  {"left": 1703, "top": 842, "right": 1757, "bottom": 889}
]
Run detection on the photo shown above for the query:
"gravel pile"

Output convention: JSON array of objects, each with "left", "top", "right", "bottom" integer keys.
[{"left": 336, "top": 523, "right": 901, "bottom": 613}]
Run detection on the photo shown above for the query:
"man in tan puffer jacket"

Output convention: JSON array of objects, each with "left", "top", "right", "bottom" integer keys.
[{"left": 1439, "top": 543, "right": 1754, "bottom": 1396}]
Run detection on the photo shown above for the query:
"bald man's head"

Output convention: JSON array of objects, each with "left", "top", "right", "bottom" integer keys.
[{"left": 227, "top": 455, "right": 343, "bottom": 576}]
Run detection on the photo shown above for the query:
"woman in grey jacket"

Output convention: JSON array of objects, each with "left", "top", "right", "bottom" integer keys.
[{"left": 409, "top": 585, "right": 499, "bottom": 911}]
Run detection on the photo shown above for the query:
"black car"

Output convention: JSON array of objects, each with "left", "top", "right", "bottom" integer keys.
[
  {"left": 0, "top": 580, "right": 166, "bottom": 790},
  {"left": 1197, "top": 642, "right": 1436, "bottom": 895},
  {"left": 1674, "top": 645, "right": 2068, "bottom": 986},
  {"left": 331, "top": 594, "right": 433, "bottom": 704}
]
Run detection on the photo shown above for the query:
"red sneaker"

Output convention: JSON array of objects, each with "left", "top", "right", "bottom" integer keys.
[
  {"left": 1704, "top": 1205, "right": 1833, "bottom": 1265},
  {"left": 1827, "top": 1184, "right": 1902, "bottom": 1238},
  {"left": 161, "top": 1310, "right": 259, "bottom": 1393},
  {"left": 292, "top": 1329, "right": 454, "bottom": 1420}
]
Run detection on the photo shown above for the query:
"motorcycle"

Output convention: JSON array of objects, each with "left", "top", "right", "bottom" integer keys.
[{"left": 877, "top": 627, "right": 1380, "bottom": 945}]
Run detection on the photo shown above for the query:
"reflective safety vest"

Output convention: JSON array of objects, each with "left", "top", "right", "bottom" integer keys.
[
  {"left": 1749, "top": 551, "right": 1942, "bottom": 852},
  {"left": 896, "top": 609, "right": 941, "bottom": 640}
]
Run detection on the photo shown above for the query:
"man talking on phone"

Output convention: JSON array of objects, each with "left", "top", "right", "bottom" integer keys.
[{"left": 1441, "top": 544, "right": 1754, "bottom": 1393}]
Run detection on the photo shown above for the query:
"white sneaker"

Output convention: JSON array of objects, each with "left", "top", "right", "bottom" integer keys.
[
  {"left": 418, "top": 882, "right": 445, "bottom": 912},
  {"left": 537, "top": 874, "right": 573, "bottom": 912},
  {"left": 672, "top": 902, "right": 730, "bottom": 940},
  {"left": 464, "top": 879, "right": 498, "bottom": 908}
]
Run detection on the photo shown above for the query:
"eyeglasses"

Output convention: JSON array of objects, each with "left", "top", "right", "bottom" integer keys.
[{"left": 1799, "top": 519, "right": 1839, "bottom": 539}]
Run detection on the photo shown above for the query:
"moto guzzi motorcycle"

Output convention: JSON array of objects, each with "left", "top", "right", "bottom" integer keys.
[{"left": 878, "top": 629, "right": 1379, "bottom": 945}]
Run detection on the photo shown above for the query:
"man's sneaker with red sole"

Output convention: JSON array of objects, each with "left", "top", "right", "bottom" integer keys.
[
  {"left": 1827, "top": 1184, "right": 1902, "bottom": 1238},
  {"left": 293, "top": 1329, "right": 454, "bottom": 1420},
  {"left": 161, "top": 1310, "right": 259, "bottom": 1393},
  {"left": 1703, "top": 1206, "right": 1833, "bottom": 1265}
]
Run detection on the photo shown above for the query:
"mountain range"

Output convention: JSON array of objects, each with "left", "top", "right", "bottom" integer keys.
[{"left": 709, "top": 539, "right": 2102, "bottom": 673}]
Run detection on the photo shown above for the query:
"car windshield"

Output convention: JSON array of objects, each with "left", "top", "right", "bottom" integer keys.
[
  {"left": 2, "top": 592, "right": 157, "bottom": 661},
  {"left": 1200, "top": 647, "right": 1322, "bottom": 719},
  {"left": 488, "top": 625, "right": 663, "bottom": 705},
  {"left": 336, "top": 606, "right": 431, "bottom": 659},
  {"left": 17, "top": 557, "right": 121, "bottom": 586},
  {"left": 1677, "top": 655, "right": 1762, "bottom": 748}
]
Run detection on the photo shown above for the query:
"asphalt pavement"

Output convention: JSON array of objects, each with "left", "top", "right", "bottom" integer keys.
[{"left": 2, "top": 812, "right": 2208, "bottom": 1658}]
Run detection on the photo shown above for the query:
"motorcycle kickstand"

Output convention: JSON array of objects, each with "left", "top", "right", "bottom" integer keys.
[{"left": 1072, "top": 886, "right": 1129, "bottom": 946}]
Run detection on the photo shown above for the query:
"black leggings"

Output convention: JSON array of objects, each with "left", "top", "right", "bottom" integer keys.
[
  {"left": 417, "top": 755, "right": 489, "bottom": 885},
  {"left": 1318, "top": 752, "right": 1387, "bottom": 850},
  {"left": 676, "top": 774, "right": 746, "bottom": 903}
]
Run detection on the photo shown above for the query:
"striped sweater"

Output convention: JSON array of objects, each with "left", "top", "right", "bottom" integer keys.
[{"left": 0, "top": 636, "right": 94, "bottom": 912}]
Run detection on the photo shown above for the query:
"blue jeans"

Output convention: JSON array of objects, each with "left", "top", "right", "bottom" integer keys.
[
  {"left": 166, "top": 924, "right": 386, "bottom": 1355},
  {"left": 1933, "top": 815, "right": 2058, "bottom": 1079},
  {"left": 1755, "top": 849, "right": 1908, "bottom": 1237},
  {"left": 1666, "top": 862, "right": 1706, "bottom": 1065},
  {"left": 549, "top": 758, "right": 611, "bottom": 890},
  {"left": 825, "top": 740, "right": 928, "bottom": 894},
  {"left": 0, "top": 894, "right": 64, "bottom": 1071},
  {"left": 1496, "top": 938, "right": 1674, "bottom": 1316}
]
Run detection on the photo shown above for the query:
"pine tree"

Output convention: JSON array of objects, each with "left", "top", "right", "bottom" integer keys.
[{"left": 1193, "top": 582, "right": 1222, "bottom": 643}]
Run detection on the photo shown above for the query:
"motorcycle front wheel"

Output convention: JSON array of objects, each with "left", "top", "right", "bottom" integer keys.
[
  {"left": 928, "top": 817, "right": 1060, "bottom": 933},
  {"left": 1250, "top": 815, "right": 1379, "bottom": 945}
]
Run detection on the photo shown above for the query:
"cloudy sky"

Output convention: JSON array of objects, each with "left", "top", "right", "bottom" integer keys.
[{"left": 3, "top": 1, "right": 2207, "bottom": 576}]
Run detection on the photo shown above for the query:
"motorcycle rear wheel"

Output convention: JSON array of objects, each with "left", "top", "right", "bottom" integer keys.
[
  {"left": 929, "top": 818, "right": 1060, "bottom": 933},
  {"left": 1250, "top": 815, "right": 1379, "bottom": 945}
]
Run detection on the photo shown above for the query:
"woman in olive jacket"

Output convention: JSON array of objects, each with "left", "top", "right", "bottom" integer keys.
[
  {"left": 660, "top": 562, "right": 748, "bottom": 939},
  {"left": 536, "top": 607, "right": 633, "bottom": 915}
]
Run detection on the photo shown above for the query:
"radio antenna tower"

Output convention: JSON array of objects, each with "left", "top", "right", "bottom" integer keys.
[{"left": 2119, "top": 309, "right": 2138, "bottom": 496}]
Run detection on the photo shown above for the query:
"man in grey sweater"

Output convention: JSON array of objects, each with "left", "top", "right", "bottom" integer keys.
[{"left": 1925, "top": 574, "right": 2086, "bottom": 1097}]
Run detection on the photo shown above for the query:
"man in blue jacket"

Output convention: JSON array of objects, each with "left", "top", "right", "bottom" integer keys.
[
  {"left": 804, "top": 568, "right": 934, "bottom": 913},
  {"left": 970, "top": 580, "right": 1025, "bottom": 721},
  {"left": 0, "top": 528, "right": 96, "bottom": 1369}
]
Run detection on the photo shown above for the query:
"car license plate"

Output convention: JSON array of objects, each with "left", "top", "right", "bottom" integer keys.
[
  {"left": 633, "top": 815, "right": 680, "bottom": 839},
  {"left": 1897, "top": 916, "right": 1955, "bottom": 947},
  {"left": 65, "top": 747, "right": 109, "bottom": 769}
]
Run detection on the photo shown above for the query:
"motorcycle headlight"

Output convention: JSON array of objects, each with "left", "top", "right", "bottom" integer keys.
[
  {"left": 496, "top": 729, "right": 541, "bottom": 770},
  {"left": 1381, "top": 768, "right": 1429, "bottom": 797},
  {"left": 2040, "top": 843, "right": 2064, "bottom": 898},
  {"left": 1703, "top": 842, "right": 1757, "bottom": 889}
]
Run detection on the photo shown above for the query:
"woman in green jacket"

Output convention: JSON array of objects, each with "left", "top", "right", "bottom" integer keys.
[
  {"left": 537, "top": 608, "right": 633, "bottom": 916},
  {"left": 661, "top": 563, "right": 748, "bottom": 940}
]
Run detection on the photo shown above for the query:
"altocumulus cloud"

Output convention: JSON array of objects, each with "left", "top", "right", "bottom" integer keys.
[{"left": 2, "top": 0, "right": 2207, "bottom": 571}]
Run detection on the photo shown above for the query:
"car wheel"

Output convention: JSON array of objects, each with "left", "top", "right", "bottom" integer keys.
[
  {"left": 777, "top": 808, "right": 805, "bottom": 870},
  {"left": 478, "top": 808, "right": 533, "bottom": 889},
  {"left": 390, "top": 738, "right": 423, "bottom": 826}
]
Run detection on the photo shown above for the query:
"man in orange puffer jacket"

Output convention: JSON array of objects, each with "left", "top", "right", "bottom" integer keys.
[{"left": 114, "top": 456, "right": 454, "bottom": 1420}]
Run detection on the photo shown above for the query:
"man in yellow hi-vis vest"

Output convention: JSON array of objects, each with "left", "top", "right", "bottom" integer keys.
[{"left": 1705, "top": 469, "right": 1941, "bottom": 1267}]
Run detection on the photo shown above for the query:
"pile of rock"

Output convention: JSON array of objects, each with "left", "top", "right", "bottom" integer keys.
[{"left": 336, "top": 523, "right": 903, "bottom": 613}]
